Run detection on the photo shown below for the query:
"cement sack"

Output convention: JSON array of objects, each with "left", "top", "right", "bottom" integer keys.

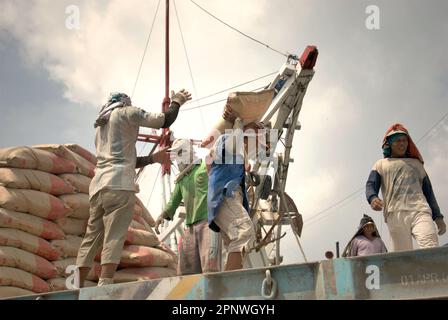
[
  {"left": 55, "top": 218, "right": 88, "bottom": 236},
  {"left": 59, "top": 193, "right": 90, "bottom": 219},
  {"left": 64, "top": 144, "right": 97, "bottom": 165},
  {"left": 202, "top": 90, "right": 274, "bottom": 147},
  {"left": 0, "top": 246, "right": 58, "bottom": 279},
  {"left": 114, "top": 267, "right": 177, "bottom": 283},
  {"left": 33, "top": 144, "right": 95, "bottom": 178},
  {"left": 52, "top": 258, "right": 101, "bottom": 281},
  {"left": 157, "top": 242, "right": 178, "bottom": 264},
  {"left": 130, "top": 220, "right": 147, "bottom": 231},
  {"left": 0, "top": 208, "right": 65, "bottom": 240},
  {"left": 58, "top": 173, "right": 91, "bottom": 194},
  {"left": 135, "top": 196, "right": 155, "bottom": 227},
  {"left": 133, "top": 206, "right": 152, "bottom": 230},
  {"left": 47, "top": 278, "right": 96, "bottom": 292},
  {"left": 0, "top": 286, "right": 34, "bottom": 298},
  {"left": 132, "top": 214, "right": 151, "bottom": 230},
  {"left": 65, "top": 207, "right": 89, "bottom": 220},
  {"left": 0, "top": 187, "right": 71, "bottom": 220},
  {"left": 51, "top": 235, "right": 82, "bottom": 258},
  {"left": 119, "top": 245, "right": 175, "bottom": 268},
  {"left": 0, "top": 228, "right": 61, "bottom": 261},
  {"left": 125, "top": 227, "right": 159, "bottom": 248},
  {"left": 134, "top": 203, "right": 143, "bottom": 216},
  {"left": 0, "top": 266, "right": 50, "bottom": 293},
  {"left": 0, "top": 168, "right": 75, "bottom": 195},
  {"left": 0, "top": 147, "right": 78, "bottom": 174}
]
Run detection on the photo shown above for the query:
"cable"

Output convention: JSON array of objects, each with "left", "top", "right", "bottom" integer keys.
[
  {"left": 131, "top": 0, "right": 162, "bottom": 98},
  {"left": 415, "top": 110, "right": 448, "bottom": 144},
  {"left": 181, "top": 85, "right": 268, "bottom": 112},
  {"left": 184, "top": 71, "right": 277, "bottom": 105},
  {"left": 131, "top": 1, "right": 162, "bottom": 157},
  {"left": 304, "top": 188, "right": 364, "bottom": 224},
  {"left": 145, "top": 166, "right": 162, "bottom": 208},
  {"left": 189, "top": 0, "right": 288, "bottom": 58},
  {"left": 173, "top": 0, "right": 206, "bottom": 129},
  {"left": 181, "top": 98, "right": 228, "bottom": 111},
  {"left": 302, "top": 110, "right": 448, "bottom": 225}
]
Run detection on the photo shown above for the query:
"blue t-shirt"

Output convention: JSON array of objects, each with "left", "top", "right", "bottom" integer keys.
[{"left": 207, "top": 134, "right": 249, "bottom": 232}]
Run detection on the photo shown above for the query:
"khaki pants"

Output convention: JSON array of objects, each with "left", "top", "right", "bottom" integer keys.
[
  {"left": 178, "top": 220, "right": 222, "bottom": 275},
  {"left": 214, "top": 187, "right": 256, "bottom": 254},
  {"left": 76, "top": 189, "right": 135, "bottom": 267},
  {"left": 387, "top": 210, "right": 439, "bottom": 251}
]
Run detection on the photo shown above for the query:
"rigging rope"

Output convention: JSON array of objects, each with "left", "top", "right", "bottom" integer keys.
[
  {"left": 184, "top": 71, "right": 277, "bottom": 105},
  {"left": 303, "top": 111, "right": 448, "bottom": 226},
  {"left": 145, "top": 166, "right": 162, "bottom": 209},
  {"left": 189, "top": 0, "right": 288, "bottom": 58},
  {"left": 416, "top": 110, "right": 448, "bottom": 144},
  {"left": 181, "top": 85, "right": 268, "bottom": 112},
  {"left": 173, "top": 0, "right": 206, "bottom": 129},
  {"left": 131, "top": 0, "right": 162, "bottom": 99},
  {"left": 133, "top": 0, "right": 161, "bottom": 159}
]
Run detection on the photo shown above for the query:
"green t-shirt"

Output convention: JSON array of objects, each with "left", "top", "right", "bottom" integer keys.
[{"left": 162, "top": 161, "right": 208, "bottom": 226}]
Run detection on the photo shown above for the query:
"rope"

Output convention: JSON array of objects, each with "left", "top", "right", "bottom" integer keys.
[
  {"left": 145, "top": 166, "right": 162, "bottom": 209},
  {"left": 181, "top": 85, "right": 268, "bottom": 112},
  {"left": 303, "top": 111, "right": 448, "bottom": 225},
  {"left": 184, "top": 71, "right": 277, "bottom": 105},
  {"left": 173, "top": 0, "right": 206, "bottom": 129},
  {"left": 131, "top": 0, "right": 162, "bottom": 98},
  {"left": 189, "top": 0, "right": 288, "bottom": 58}
]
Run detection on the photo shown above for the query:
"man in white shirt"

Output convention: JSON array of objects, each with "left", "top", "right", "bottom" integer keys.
[{"left": 76, "top": 90, "right": 191, "bottom": 286}]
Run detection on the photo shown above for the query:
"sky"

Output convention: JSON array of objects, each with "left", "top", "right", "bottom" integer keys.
[{"left": 1, "top": 0, "right": 447, "bottom": 264}]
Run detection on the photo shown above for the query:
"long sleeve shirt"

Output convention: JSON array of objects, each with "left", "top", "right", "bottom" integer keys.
[
  {"left": 349, "top": 235, "right": 388, "bottom": 257},
  {"left": 162, "top": 161, "right": 209, "bottom": 226},
  {"left": 365, "top": 158, "right": 443, "bottom": 220},
  {"left": 90, "top": 106, "right": 165, "bottom": 198}
]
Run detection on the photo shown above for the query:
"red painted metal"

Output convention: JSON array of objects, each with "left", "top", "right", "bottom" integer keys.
[
  {"left": 137, "top": 134, "right": 162, "bottom": 143},
  {"left": 299, "top": 45, "right": 318, "bottom": 70},
  {"left": 161, "top": 0, "right": 172, "bottom": 176}
]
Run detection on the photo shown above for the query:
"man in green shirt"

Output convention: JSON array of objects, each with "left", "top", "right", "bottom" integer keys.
[{"left": 155, "top": 139, "right": 221, "bottom": 275}]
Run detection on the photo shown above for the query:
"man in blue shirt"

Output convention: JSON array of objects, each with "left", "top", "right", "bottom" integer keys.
[{"left": 206, "top": 104, "right": 265, "bottom": 271}]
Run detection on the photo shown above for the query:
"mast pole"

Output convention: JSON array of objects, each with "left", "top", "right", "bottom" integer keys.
[{"left": 160, "top": 0, "right": 171, "bottom": 207}]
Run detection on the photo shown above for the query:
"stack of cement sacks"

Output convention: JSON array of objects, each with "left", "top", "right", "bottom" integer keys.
[{"left": 0, "top": 144, "right": 177, "bottom": 299}]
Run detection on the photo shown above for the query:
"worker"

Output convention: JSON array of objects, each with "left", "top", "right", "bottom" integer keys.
[
  {"left": 76, "top": 90, "right": 191, "bottom": 287},
  {"left": 154, "top": 139, "right": 221, "bottom": 275},
  {"left": 365, "top": 123, "right": 446, "bottom": 252},
  {"left": 342, "top": 214, "right": 387, "bottom": 257},
  {"left": 206, "top": 103, "right": 266, "bottom": 271}
]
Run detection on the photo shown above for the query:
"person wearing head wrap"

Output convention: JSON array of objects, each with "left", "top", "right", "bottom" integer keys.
[
  {"left": 342, "top": 214, "right": 387, "bottom": 257},
  {"left": 153, "top": 139, "right": 221, "bottom": 275},
  {"left": 76, "top": 89, "right": 191, "bottom": 287},
  {"left": 365, "top": 123, "right": 446, "bottom": 252}
]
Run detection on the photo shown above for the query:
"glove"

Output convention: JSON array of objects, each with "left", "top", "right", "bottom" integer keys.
[{"left": 171, "top": 89, "right": 192, "bottom": 106}]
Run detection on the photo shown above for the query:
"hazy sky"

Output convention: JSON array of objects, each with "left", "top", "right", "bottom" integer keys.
[{"left": 1, "top": 0, "right": 447, "bottom": 264}]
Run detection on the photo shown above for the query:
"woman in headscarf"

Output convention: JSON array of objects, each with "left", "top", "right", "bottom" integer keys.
[
  {"left": 365, "top": 123, "right": 446, "bottom": 252},
  {"left": 342, "top": 214, "right": 387, "bottom": 257}
]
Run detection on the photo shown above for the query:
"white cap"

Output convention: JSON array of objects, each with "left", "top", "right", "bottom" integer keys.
[{"left": 386, "top": 129, "right": 407, "bottom": 137}]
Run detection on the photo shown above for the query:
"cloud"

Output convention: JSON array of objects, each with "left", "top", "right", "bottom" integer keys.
[
  {"left": 1, "top": 0, "right": 275, "bottom": 108},
  {"left": 2, "top": 0, "right": 448, "bottom": 261}
]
